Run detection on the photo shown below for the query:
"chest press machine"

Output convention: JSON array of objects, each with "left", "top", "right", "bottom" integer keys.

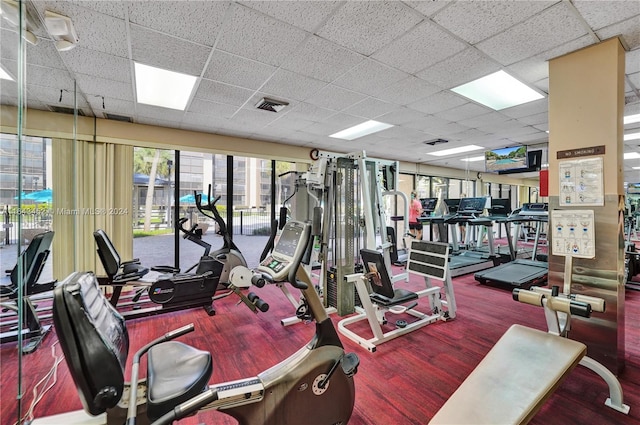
[
  {"left": 429, "top": 286, "right": 629, "bottom": 424},
  {"left": 338, "top": 239, "right": 456, "bottom": 353}
]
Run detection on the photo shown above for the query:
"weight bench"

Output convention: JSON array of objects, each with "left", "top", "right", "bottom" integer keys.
[
  {"left": 429, "top": 324, "right": 586, "bottom": 424},
  {"left": 430, "top": 287, "right": 629, "bottom": 424}
]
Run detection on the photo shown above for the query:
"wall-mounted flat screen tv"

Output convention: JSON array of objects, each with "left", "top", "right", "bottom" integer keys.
[{"left": 485, "top": 146, "right": 528, "bottom": 173}]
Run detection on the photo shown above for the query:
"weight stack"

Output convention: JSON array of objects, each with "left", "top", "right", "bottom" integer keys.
[{"left": 325, "top": 265, "right": 363, "bottom": 316}]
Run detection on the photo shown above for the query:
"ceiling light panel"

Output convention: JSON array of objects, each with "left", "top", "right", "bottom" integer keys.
[
  {"left": 451, "top": 70, "right": 544, "bottom": 110},
  {"left": 624, "top": 152, "right": 640, "bottom": 160},
  {"left": 0, "top": 64, "right": 14, "bottom": 81},
  {"left": 134, "top": 62, "right": 197, "bottom": 111},
  {"left": 460, "top": 156, "right": 485, "bottom": 162},
  {"left": 624, "top": 132, "right": 640, "bottom": 142},
  {"left": 427, "top": 145, "right": 484, "bottom": 157},
  {"left": 329, "top": 120, "right": 393, "bottom": 140},
  {"left": 624, "top": 114, "right": 640, "bottom": 125}
]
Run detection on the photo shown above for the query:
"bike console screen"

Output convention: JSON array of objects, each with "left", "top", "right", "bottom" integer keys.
[{"left": 259, "top": 221, "right": 308, "bottom": 281}]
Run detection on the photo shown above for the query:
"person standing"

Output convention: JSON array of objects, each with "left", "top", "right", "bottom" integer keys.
[{"left": 409, "top": 191, "right": 423, "bottom": 240}]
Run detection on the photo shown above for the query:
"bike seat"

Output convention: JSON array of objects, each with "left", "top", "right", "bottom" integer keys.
[{"left": 146, "top": 341, "right": 213, "bottom": 421}]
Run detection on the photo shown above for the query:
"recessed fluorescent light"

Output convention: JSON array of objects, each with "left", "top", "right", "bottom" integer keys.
[
  {"left": 134, "top": 62, "right": 197, "bottom": 110},
  {"left": 427, "top": 145, "right": 484, "bottom": 157},
  {"left": 624, "top": 114, "right": 640, "bottom": 125},
  {"left": 460, "top": 156, "right": 485, "bottom": 162},
  {"left": 624, "top": 152, "right": 640, "bottom": 160},
  {"left": 633, "top": 167, "right": 640, "bottom": 170},
  {"left": 0, "top": 65, "right": 14, "bottom": 81},
  {"left": 624, "top": 132, "right": 640, "bottom": 141},
  {"left": 451, "top": 70, "right": 544, "bottom": 110},
  {"left": 329, "top": 120, "right": 393, "bottom": 140}
]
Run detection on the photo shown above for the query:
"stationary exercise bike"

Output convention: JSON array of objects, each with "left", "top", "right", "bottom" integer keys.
[{"left": 47, "top": 220, "right": 359, "bottom": 425}]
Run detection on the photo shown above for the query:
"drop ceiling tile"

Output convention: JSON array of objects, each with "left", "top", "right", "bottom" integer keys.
[
  {"left": 128, "top": 1, "right": 230, "bottom": 46},
  {"left": 281, "top": 102, "right": 335, "bottom": 123},
  {"left": 217, "top": 4, "right": 308, "bottom": 67},
  {"left": 407, "top": 91, "right": 468, "bottom": 115},
  {"left": 230, "top": 108, "right": 279, "bottom": 128},
  {"left": 372, "top": 21, "right": 467, "bottom": 74},
  {"left": 374, "top": 76, "right": 440, "bottom": 106},
  {"left": 411, "top": 120, "right": 468, "bottom": 135},
  {"left": 332, "top": 59, "right": 408, "bottom": 96},
  {"left": 501, "top": 98, "right": 548, "bottom": 119},
  {"left": 39, "top": 0, "right": 127, "bottom": 19},
  {"left": 597, "top": 16, "right": 640, "bottom": 51},
  {"left": 260, "top": 69, "right": 327, "bottom": 102},
  {"left": 433, "top": 1, "right": 555, "bottom": 44},
  {"left": 135, "top": 116, "right": 181, "bottom": 129},
  {"left": 376, "top": 126, "right": 431, "bottom": 143},
  {"left": 75, "top": 73, "right": 133, "bottom": 101},
  {"left": 194, "top": 79, "right": 254, "bottom": 107},
  {"left": 627, "top": 49, "right": 640, "bottom": 75},
  {"left": 26, "top": 65, "right": 75, "bottom": 91},
  {"left": 267, "top": 117, "right": 316, "bottom": 132},
  {"left": 60, "top": 47, "right": 131, "bottom": 83},
  {"left": 434, "top": 102, "right": 492, "bottom": 122},
  {"left": 458, "top": 112, "right": 510, "bottom": 129},
  {"left": 282, "top": 36, "right": 364, "bottom": 83},
  {"left": 510, "top": 131, "right": 548, "bottom": 144},
  {"left": 417, "top": 48, "right": 501, "bottom": 89},
  {"left": 238, "top": 1, "right": 341, "bottom": 32},
  {"left": 476, "top": 2, "right": 588, "bottom": 66},
  {"left": 188, "top": 98, "right": 239, "bottom": 119},
  {"left": 27, "top": 84, "right": 89, "bottom": 110},
  {"left": 534, "top": 78, "right": 549, "bottom": 94},
  {"left": 321, "top": 112, "right": 366, "bottom": 129},
  {"left": 130, "top": 24, "right": 211, "bottom": 76},
  {"left": 0, "top": 28, "right": 18, "bottom": 61},
  {"left": 407, "top": 1, "right": 452, "bottom": 18},
  {"left": 377, "top": 107, "right": 428, "bottom": 126},
  {"left": 136, "top": 104, "right": 186, "bottom": 122},
  {"left": 89, "top": 97, "right": 135, "bottom": 116},
  {"left": 182, "top": 112, "right": 229, "bottom": 129},
  {"left": 307, "top": 85, "right": 368, "bottom": 111},
  {"left": 342, "top": 98, "right": 401, "bottom": 119},
  {"left": 1, "top": 79, "right": 17, "bottom": 98},
  {"left": 418, "top": 115, "right": 461, "bottom": 132},
  {"left": 70, "top": 6, "right": 128, "bottom": 57},
  {"left": 203, "top": 50, "right": 275, "bottom": 90},
  {"left": 316, "top": 1, "right": 423, "bottom": 56},
  {"left": 572, "top": 0, "right": 640, "bottom": 31},
  {"left": 628, "top": 71, "right": 640, "bottom": 88}
]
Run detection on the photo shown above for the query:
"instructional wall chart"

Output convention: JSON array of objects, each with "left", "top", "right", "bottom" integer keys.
[
  {"left": 559, "top": 157, "right": 604, "bottom": 206},
  {"left": 551, "top": 209, "right": 595, "bottom": 258}
]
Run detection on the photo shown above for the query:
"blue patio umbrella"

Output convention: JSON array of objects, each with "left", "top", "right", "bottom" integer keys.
[
  {"left": 15, "top": 189, "right": 52, "bottom": 203},
  {"left": 179, "top": 193, "right": 208, "bottom": 204}
]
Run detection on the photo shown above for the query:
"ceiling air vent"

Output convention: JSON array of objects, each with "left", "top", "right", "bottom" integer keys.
[
  {"left": 424, "top": 138, "right": 448, "bottom": 146},
  {"left": 255, "top": 97, "right": 289, "bottom": 113},
  {"left": 49, "top": 105, "right": 85, "bottom": 116},
  {"left": 104, "top": 113, "right": 133, "bottom": 123}
]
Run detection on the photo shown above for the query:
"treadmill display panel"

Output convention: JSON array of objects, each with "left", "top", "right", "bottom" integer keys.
[
  {"left": 458, "top": 197, "right": 487, "bottom": 214},
  {"left": 420, "top": 198, "right": 438, "bottom": 213}
]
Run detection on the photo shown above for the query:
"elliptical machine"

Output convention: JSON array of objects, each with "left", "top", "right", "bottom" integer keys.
[{"left": 188, "top": 184, "right": 248, "bottom": 286}]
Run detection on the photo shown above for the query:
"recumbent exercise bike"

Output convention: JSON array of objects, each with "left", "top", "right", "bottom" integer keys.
[{"left": 48, "top": 220, "right": 359, "bottom": 425}]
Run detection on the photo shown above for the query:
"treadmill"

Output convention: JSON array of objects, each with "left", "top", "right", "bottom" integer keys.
[
  {"left": 472, "top": 198, "right": 514, "bottom": 262},
  {"left": 474, "top": 203, "right": 548, "bottom": 288},
  {"left": 444, "top": 197, "right": 500, "bottom": 277},
  {"left": 416, "top": 198, "right": 439, "bottom": 241}
]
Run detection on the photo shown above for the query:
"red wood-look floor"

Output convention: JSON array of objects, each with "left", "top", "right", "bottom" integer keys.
[{"left": 2, "top": 270, "right": 640, "bottom": 425}]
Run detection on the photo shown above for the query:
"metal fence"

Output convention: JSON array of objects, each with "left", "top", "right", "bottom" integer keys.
[{"left": 2, "top": 208, "right": 53, "bottom": 245}]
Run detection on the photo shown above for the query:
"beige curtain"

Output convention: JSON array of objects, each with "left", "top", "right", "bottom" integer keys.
[{"left": 52, "top": 138, "right": 133, "bottom": 279}]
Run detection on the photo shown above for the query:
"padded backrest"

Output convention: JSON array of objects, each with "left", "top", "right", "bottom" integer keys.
[
  {"left": 10, "top": 230, "right": 54, "bottom": 288},
  {"left": 94, "top": 229, "right": 121, "bottom": 278},
  {"left": 360, "top": 249, "right": 395, "bottom": 299},
  {"left": 52, "top": 272, "right": 129, "bottom": 415}
]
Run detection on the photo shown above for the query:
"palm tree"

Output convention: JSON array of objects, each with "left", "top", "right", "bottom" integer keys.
[{"left": 134, "top": 148, "right": 173, "bottom": 231}]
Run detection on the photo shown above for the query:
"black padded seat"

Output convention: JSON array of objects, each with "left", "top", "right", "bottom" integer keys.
[
  {"left": 146, "top": 342, "right": 213, "bottom": 421},
  {"left": 370, "top": 288, "right": 418, "bottom": 307},
  {"left": 94, "top": 229, "right": 149, "bottom": 283}
]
